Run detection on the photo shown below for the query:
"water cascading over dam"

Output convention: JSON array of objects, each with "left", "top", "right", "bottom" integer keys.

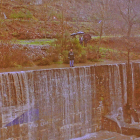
[{"left": 0, "top": 63, "right": 139, "bottom": 140}]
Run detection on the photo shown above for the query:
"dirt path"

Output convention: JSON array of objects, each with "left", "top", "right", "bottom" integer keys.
[{"left": 1, "top": 59, "right": 140, "bottom": 73}]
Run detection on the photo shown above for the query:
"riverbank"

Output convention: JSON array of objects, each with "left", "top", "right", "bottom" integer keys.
[{"left": 0, "top": 59, "right": 132, "bottom": 73}]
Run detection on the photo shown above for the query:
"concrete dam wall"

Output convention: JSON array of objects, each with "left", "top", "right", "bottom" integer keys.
[{"left": 0, "top": 63, "right": 139, "bottom": 140}]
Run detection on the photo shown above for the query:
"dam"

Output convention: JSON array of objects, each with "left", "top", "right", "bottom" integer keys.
[{"left": 0, "top": 62, "right": 140, "bottom": 139}]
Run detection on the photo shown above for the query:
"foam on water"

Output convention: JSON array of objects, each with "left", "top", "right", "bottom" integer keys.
[{"left": 70, "top": 132, "right": 97, "bottom": 140}]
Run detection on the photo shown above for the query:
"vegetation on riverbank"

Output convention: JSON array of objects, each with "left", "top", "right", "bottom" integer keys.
[
  {"left": 1, "top": 36, "right": 140, "bottom": 68},
  {"left": 0, "top": 0, "right": 140, "bottom": 68}
]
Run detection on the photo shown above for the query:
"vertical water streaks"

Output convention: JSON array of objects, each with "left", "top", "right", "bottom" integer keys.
[
  {"left": 91, "top": 66, "right": 98, "bottom": 132},
  {"left": 85, "top": 66, "right": 93, "bottom": 133},
  {"left": 118, "top": 63, "right": 127, "bottom": 109},
  {"left": 114, "top": 64, "right": 122, "bottom": 112},
  {"left": 62, "top": 68, "right": 72, "bottom": 140},
  {"left": 13, "top": 72, "right": 30, "bottom": 139},
  {"left": 138, "top": 62, "right": 140, "bottom": 106},
  {"left": 130, "top": 62, "right": 140, "bottom": 123},
  {"left": 0, "top": 73, "right": 9, "bottom": 139},
  {"left": 108, "top": 65, "right": 114, "bottom": 114},
  {"left": 1, "top": 73, "right": 19, "bottom": 139},
  {"left": 109, "top": 64, "right": 122, "bottom": 115},
  {"left": 0, "top": 63, "right": 138, "bottom": 139},
  {"left": 24, "top": 71, "right": 35, "bottom": 140},
  {"left": 78, "top": 66, "right": 92, "bottom": 136},
  {"left": 0, "top": 72, "right": 30, "bottom": 139},
  {"left": 104, "top": 64, "right": 127, "bottom": 133},
  {"left": 0, "top": 74, "right": 2, "bottom": 139},
  {"left": 131, "top": 62, "right": 140, "bottom": 108},
  {"left": 38, "top": 69, "right": 50, "bottom": 139},
  {"left": 131, "top": 63, "right": 135, "bottom": 109},
  {"left": 94, "top": 65, "right": 112, "bottom": 130},
  {"left": 67, "top": 68, "right": 75, "bottom": 139},
  {"left": 60, "top": 66, "right": 93, "bottom": 139},
  {"left": 122, "top": 64, "right": 127, "bottom": 106},
  {"left": 9, "top": 73, "right": 20, "bottom": 139},
  {"left": 48, "top": 69, "right": 58, "bottom": 140}
]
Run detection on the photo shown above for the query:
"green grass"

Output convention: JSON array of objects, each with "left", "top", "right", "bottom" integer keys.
[
  {"left": 99, "top": 47, "right": 117, "bottom": 53},
  {"left": 91, "top": 35, "right": 120, "bottom": 40},
  {"left": 15, "top": 39, "right": 55, "bottom": 45}
]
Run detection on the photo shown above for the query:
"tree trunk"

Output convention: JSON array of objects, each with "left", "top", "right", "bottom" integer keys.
[
  {"left": 127, "top": 24, "right": 133, "bottom": 37},
  {"left": 97, "top": 20, "right": 103, "bottom": 59}
]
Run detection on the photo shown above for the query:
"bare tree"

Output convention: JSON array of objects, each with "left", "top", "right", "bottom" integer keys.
[
  {"left": 116, "top": 1, "right": 140, "bottom": 117},
  {"left": 117, "top": 0, "right": 140, "bottom": 37},
  {"left": 93, "top": 0, "right": 111, "bottom": 59}
]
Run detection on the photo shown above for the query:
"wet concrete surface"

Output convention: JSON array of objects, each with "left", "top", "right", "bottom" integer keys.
[
  {"left": 1, "top": 61, "right": 140, "bottom": 139},
  {"left": 70, "top": 130, "right": 140, "bottom": 140}
]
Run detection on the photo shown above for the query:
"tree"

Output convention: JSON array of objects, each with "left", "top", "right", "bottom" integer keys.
[
  {"left": 117, "top": 0, "right": 140, "bottom": 123},
  {"left": 93, "top": 0, "right": 111, "bottom": 59},
  {"left": 117, "top": 0, "right": 140, "bottom": 37}
]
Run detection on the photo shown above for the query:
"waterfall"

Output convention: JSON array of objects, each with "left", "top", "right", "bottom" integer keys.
[
  {"left": 0, "top": 63, "right": 138, "bottom": 139},
  {"left": 109, "top": 64, "right": 122, "bottom": 115},
  {"left": 131, "top": 63, "right": 135, "bottom": 109},
  {"left": 122, "top": 64, "right": 127, "bottom": 105},
  {"left": 0, "top": 67, "right": 96, "bottom": 139}
]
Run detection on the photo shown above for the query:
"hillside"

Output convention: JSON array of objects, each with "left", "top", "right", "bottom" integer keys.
[
  {"left": 0, "top": 0, "right": 140, "bottom": 69},
  {"left": 1, "top": 0, "right": 140, "bottom": 40},
  {"left": 0, "top": 0, "right": 97, "bottom": 40}
]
